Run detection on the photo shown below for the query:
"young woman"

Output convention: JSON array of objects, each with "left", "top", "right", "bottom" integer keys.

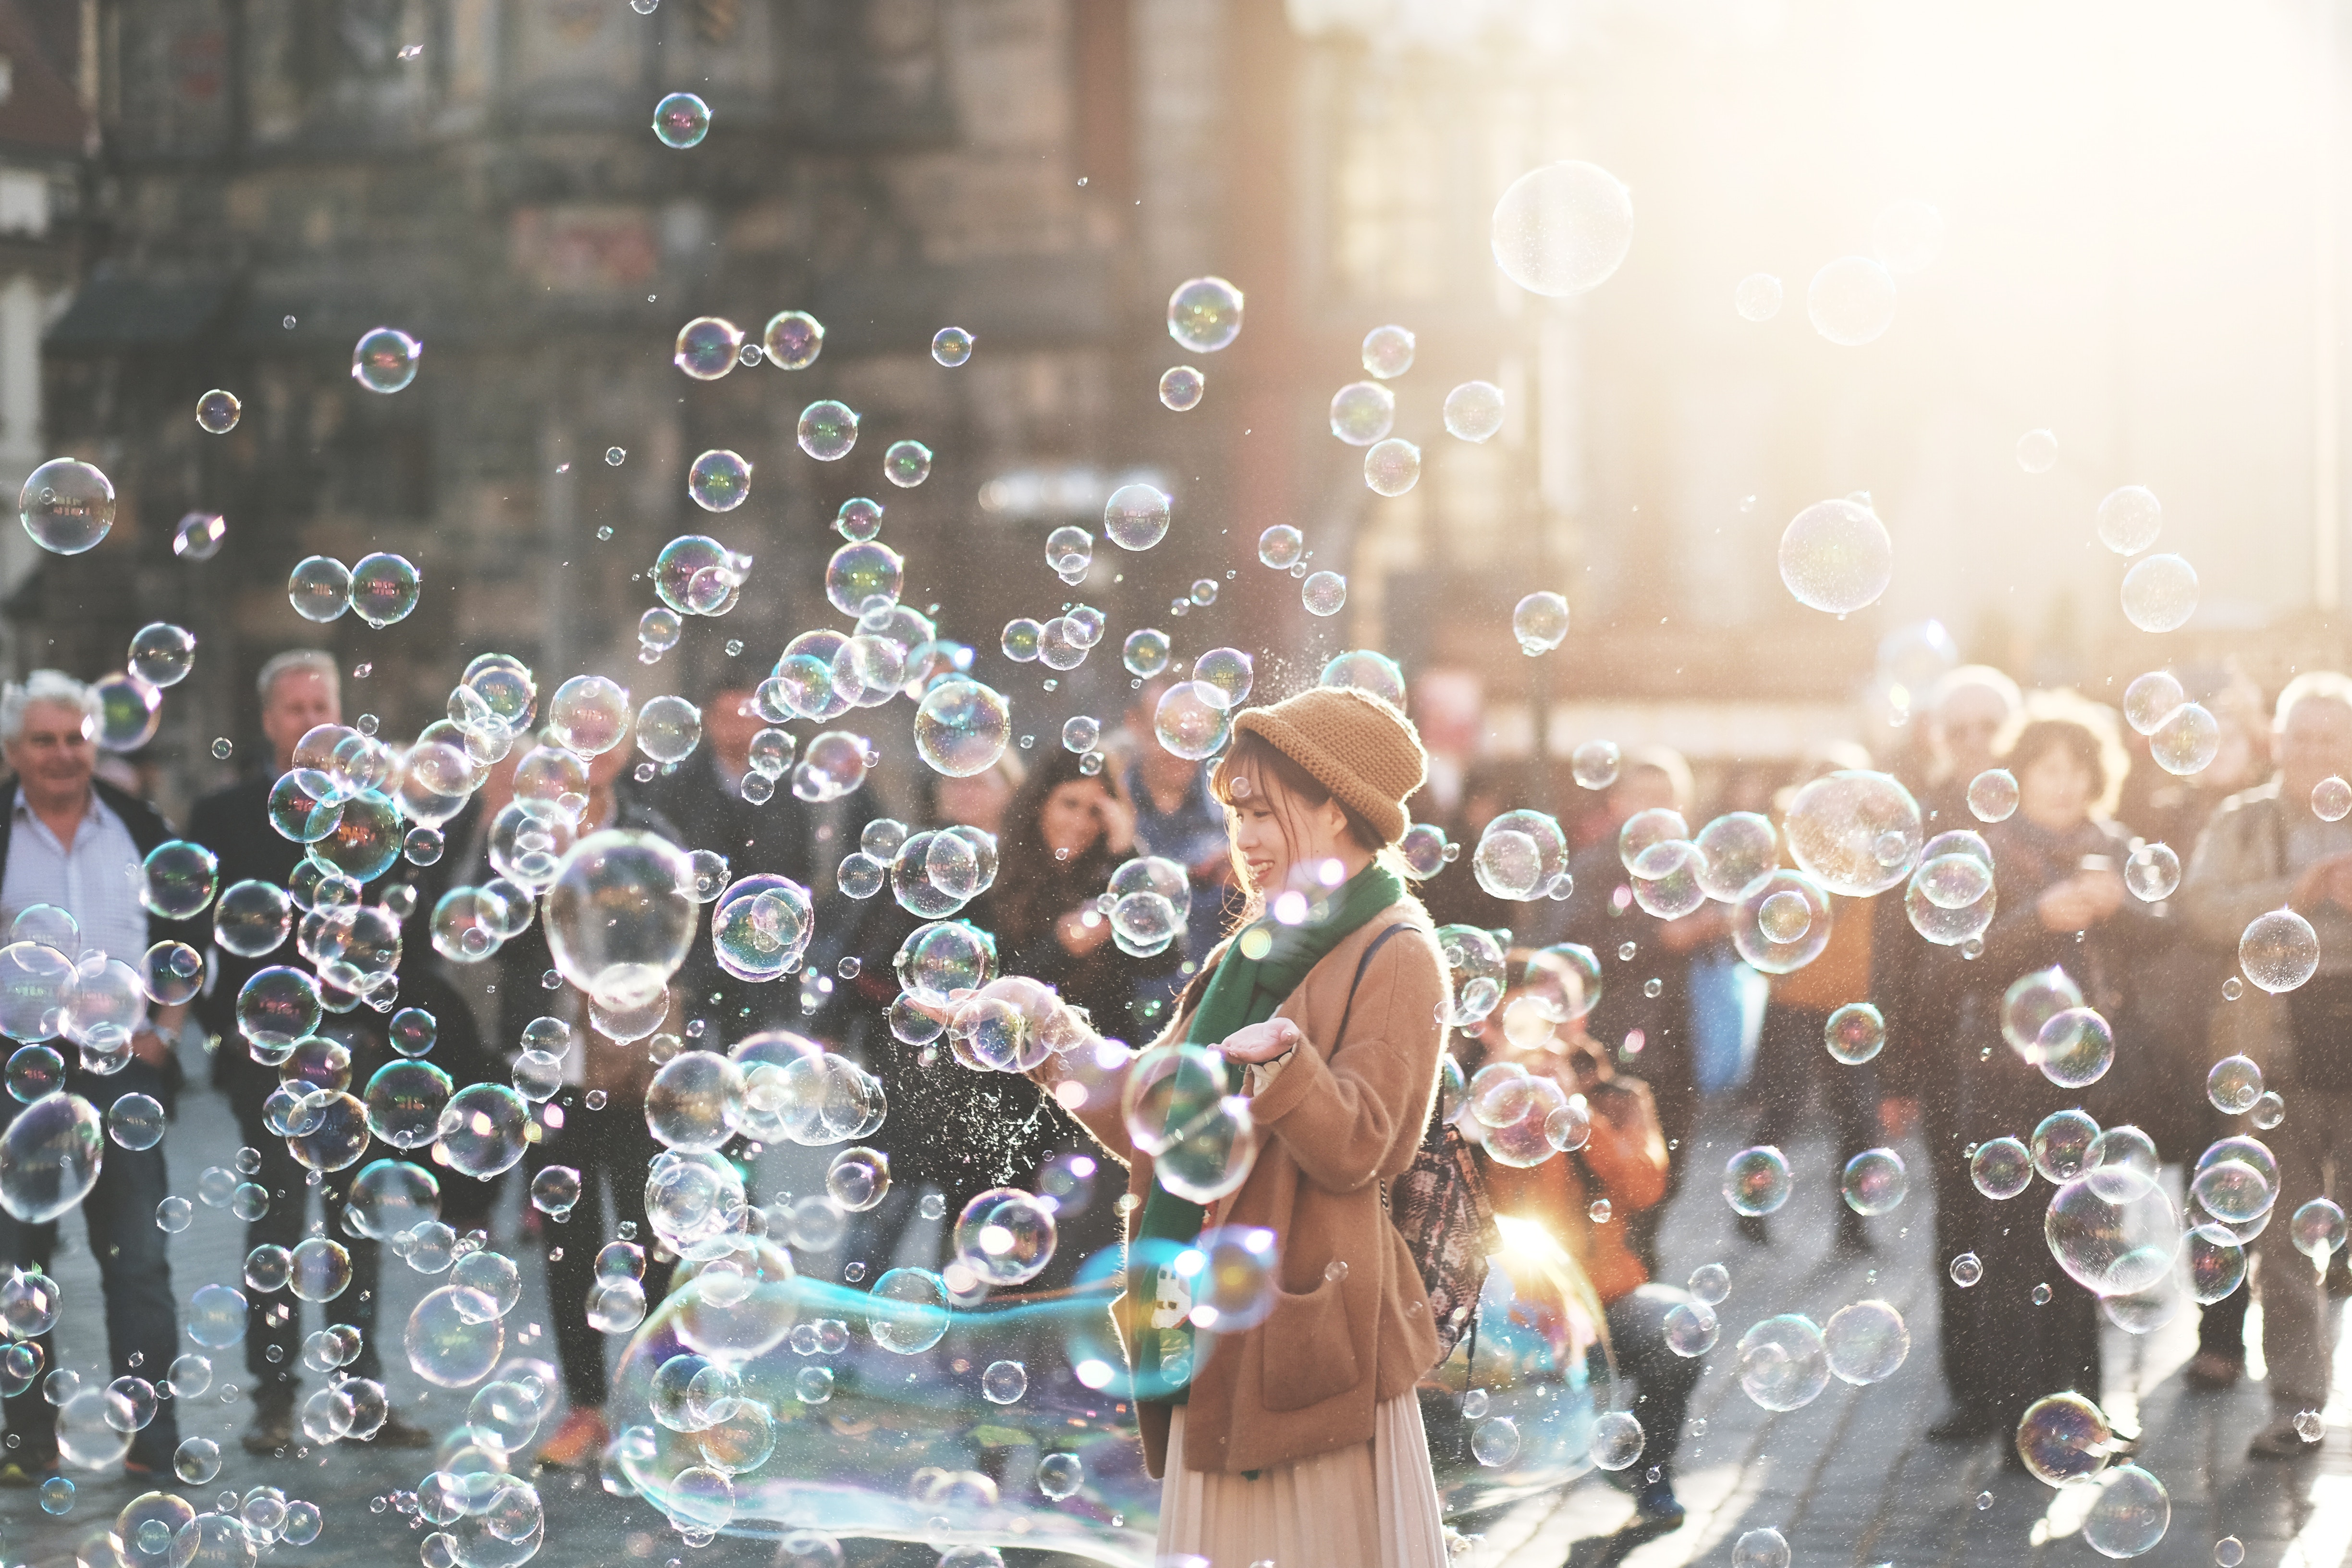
[
  {"left": 980, "top": 747, "right": 1148, "bottom": 1033},
  {"left": 1028, "top": 686, "right": 1451, "bottom": 1568}
]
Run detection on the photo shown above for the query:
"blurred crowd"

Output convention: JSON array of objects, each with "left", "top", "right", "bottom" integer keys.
[{"left": 0, "top": 644, "right": 2344, "bottom": 1531}]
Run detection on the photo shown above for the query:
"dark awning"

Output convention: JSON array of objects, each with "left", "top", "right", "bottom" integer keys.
[{"left": 45, "top": 276, "right": 234, "bottom": 351}]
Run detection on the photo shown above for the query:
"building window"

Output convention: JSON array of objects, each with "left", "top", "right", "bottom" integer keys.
[{"left": 0, "top": 172, "right": 49, "bottom": 238}]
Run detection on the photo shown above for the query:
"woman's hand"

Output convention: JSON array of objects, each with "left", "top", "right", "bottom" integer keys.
[
  {"left": 1056, "top": 907, "right": 1113, "bottom": 956},
  {"left": 1096, "top": 778, "right": 1139, "bottom": 857},
  {"left": 1219, "top": 1017, "right": 1302, "bottom": 1064}
]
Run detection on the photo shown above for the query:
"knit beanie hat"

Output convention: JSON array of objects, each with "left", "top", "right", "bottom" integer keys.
[{"left": 1215, "top": 686, "right": 1429, "bottom": 845}]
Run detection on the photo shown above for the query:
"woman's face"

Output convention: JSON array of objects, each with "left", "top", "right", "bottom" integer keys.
[
  {"left": 937, "top": 770, "right": 1012, "bottom": 834},
  {"left": 2017, "top": 744, "right": 2096, "bottom": 832},
  {"left": 1225, "top": 773, "right": 1348, "bottom": 898},
  {"left": 1040, "top": 779, "right": 1106, "bottom": 860}
]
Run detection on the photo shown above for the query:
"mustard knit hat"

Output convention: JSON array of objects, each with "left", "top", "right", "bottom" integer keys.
[{"left": 1214, "top": 686, "right": 1428, "bottom": 845}]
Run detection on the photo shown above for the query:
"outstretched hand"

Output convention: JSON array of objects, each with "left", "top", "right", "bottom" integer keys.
[{"left": 1219, "top": 1017, "right": 1302, "bottom": 1064}]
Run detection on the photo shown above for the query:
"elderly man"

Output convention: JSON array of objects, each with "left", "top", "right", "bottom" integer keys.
[
  {"left": 0, "top": 671, "right": 185, "bottom": 1482},
  {"left": 2179, "top": 671, "right": 2352, "bottom": 1458},
  {"left": 187, "top": 650, "right": 429, "bottom": 1454}
]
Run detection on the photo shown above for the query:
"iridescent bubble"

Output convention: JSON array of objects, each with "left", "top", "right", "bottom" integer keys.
[
  {"left": 1966, "top": 768, "right": 2019, "bottom": 822},
  {"left": 542, "top": 829, "right": 696, "bottom": 1010},
  {"left": 1512, "top": 592, "right": 1569, "bottom": 655},
  {"left": 172, "top": 511, "right": 225, "bottom": 560},
  {"left": 1103, "top": 483, "right": 1172, "bottom": 551},
  {"left": 1950, "top": 1251, "right": 1983, "bottom": 1286},
  {"left": 1302, "top": 570, "right": 1348, "bottom": 616},
  {"left": 1779, "top": 499, "right": 1893, "bottom": 614},
  {"left": 1166, "top": 276, "right": 1244, "bottom": 353},
  {"left": 1444, "top": 380, "right": 1506, "bottom": 441},
  {"left": 825, "top": 540, "right": 903, "bottom": 618},
  {"left": 2240, "top": 907, "right": 2319, "bottom": 993},
  {"left": 2206, "top": 1055, "right": 2262, "bottom": 1115},
  {"left": 2016, "top": 1390, "right": 2113, "bottom": 1484},
  {"left": 1320, "top": 649, "right": 1407, "bottom": 706},
  {"left": 2125, "top": 842, "right": 2181, "bottom": 901},
  {"left": 2123, "top": 670, "right": 2184, "bottom": 735},
  {"left": 2290, "top": 1197, "right": 2347, "bottom": 1261},
  {"left": 764, "top": 310, "right": 823, "bottom": 369},
  {"left": 1363, "top": 439, "right": 1420, "bottom": 497},
  {"left": 1329, "top": 382, "right": 1395, "bottom": 446},
  {"left": 351, "top": 327, "right": 421, "bottom": 393},
  {"left": 19, "top": 458, "right": 114, "bottom": 555},
  {"left": 1490, "top": 161, "right": 1633, "bottom": 297},
  {"left": 867, "top": 1267, "right": 952, "bottom": 1353},
  {"left": 674, "top": 317, "right": 743, "bottom": 380},
  {"left": 1571, "top": 739, "right": 1621, "bottom": 791},
  {"left": 195, "top": 388, "right": 241, "bottom": 434},
  {"left": 2045, "top": 1172, "right": 2180, "bottom": 1296},
  {"left": 1807, "top": 256, "right": 1898, "bottom": 345},
  {"left": 680, "top": 448, "right": 750, "bottom": 513},
  {"left": 288, "top": 555, "right": 353, "bottom": 623},
  {"left": 127, "top": 623, "right": 196, "bottom": 687},
  {"left": 931, "top": 327, "right": 974, "bottom": 367},
  {"left": 1736, "top": 1313, "right": 1829, "bottom": 1411},
  {"left": 1159, "top": 366, "right": 1204, "bottom": 411},
  {"left": 1723, "top": 1146, "right": 1792, "bottom": 1216},
  {"left": 882, "top": 441, "right": 932, "bottom": 489},
  {"left": 1733, "top": 870, "right": 1832, "bottom": 974},
  {"left": 2121, "top": 554, "right": 2198, "bottom": 632},
  {"left": 1119, "top": 630, "right": 1171, "bottom": 680},
  {"left": 1823, "top": 1299, "right": 1909, "bottom": 1383},
  {"left": 1152, "top": 681, "right": 1232, "bottom": 761},
  {"left": 653, "top": 91, "right": 710, "bottom": 148},
  {"left": 1734, "top": 273, "right": 1783, "bottom": 321},
  {"left": 2097, "top": 486, "right": 2163, "bottom": 556},
  {"left": 2032, "top": 1107, "right": 2100, "bottom": 1183},
  {"left": 2039, "top": 1006, "right": 2117, "bottom": 1088},
  {"left": 405, "top": 1285, "right": 504, "bottom": 1387},
  {"left": 914, "top": 678, "right": 1012, "bottom": 778},
  {"left": 2016, "top": 429, "right": 2059, "bottom": 473},
  {"left": 1824, "top": 1002, "right": 1885, "bottom": 1065},
  {"left": 2151, "top": 702, "right": 2219, "bottom": 776},
  {"left": 548, "top": 675, "right": 632, "bottom": 756},
  {"left": 2083, "top": 1467, "right": 2170, "bottom": 1559},
  {"left": 1662, "top": 1300, "right": 1718, "bottom": 1357}
]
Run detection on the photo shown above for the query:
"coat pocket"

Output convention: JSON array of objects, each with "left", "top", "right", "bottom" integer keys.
[{"left": 1258, "top": 1274, "right": 1361, "bottom": 1413}]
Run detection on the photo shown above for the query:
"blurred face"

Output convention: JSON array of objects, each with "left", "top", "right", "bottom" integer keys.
[
  {"left": 703, "top": 687, "right": 763, "bottom": 774},
  {"left": 2018, "top": 743, "right": 2096, "bottom": 832},
  {"left": 1934, "top": 685, "right": 2011, "bottom": 780},
  {"left": 262, "top": 669, "right": 340, "bottom": 771},
  {"left": 1041, "top": 779, "right": 1107, "bottom": 860},
  {"left": 937, "top": 770, "right": 1012, "bottom": 834},
  {"left": 1605, "top": 765, "right": 1677, "bottom": 827},
  {"left": 2278, "top": 697, "right": 2352, "bottom": 804},
  {"left": 1225, "top": 771, "right": 1351, "bottom": 899},
  {"left": 5, "top": 700, "right": 96, "bottom": 815}
]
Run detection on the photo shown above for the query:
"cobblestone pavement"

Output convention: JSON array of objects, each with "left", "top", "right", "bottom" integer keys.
[{"left": 0, "top": 1065, "right": 2344, "bottom": 1568}]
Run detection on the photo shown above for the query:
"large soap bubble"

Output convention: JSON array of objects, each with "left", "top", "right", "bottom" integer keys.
[
  {"left": 1783, "top": 771, "right": 1920, "bottom": 896},
  {"left": 2045, "top": 1173, "right": 2180, "bottom": 1297},
  {"left": 2240, "top": 908, "right": 2319, "bottom": 993},
  {"left": 0, "top": 1093, "right": 102, "bottom": 1223},
  {"left": 542, "top": 830, "right": 697, "bottom": 1012},
  {"left": 1806, "top": 257, "right": 1898, "bottom": 345},
  {"left": 1490, "top": 162, "right": 1633, "bottom": 297},
  {"left": 19, "top": 458, "right": 114, "bottom": 555},
  {"left": 1736, "top": 1313, "right": 1829, "bottom": 1410},
  {"left": 915, "top": 679, "right": 1012, "bottom": 779},
  {"left": 1778, "top": 500, "right": 1893, "bottom": 615}
]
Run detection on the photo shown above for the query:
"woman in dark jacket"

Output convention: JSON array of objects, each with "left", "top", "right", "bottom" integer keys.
[{"left": 1930, "top": 703, "right": 2163, "bottom": 1442}]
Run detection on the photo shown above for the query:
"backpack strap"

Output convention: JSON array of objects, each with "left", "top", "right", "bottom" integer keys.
[{"left": 1331, "top": 920, "right": 1411, "bottom": 1049}]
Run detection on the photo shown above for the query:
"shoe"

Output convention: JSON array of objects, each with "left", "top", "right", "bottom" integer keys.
[
  {"left": 2248, "top": 1414, "right": 2322, "bottom": 1460},
  {"left": 1928, "top": 1406, "right": 2000, "bottom": 1441},
  {"left": 374, "top": 1409, "right": 434, "bottom": 1449},
  {"left": 534, "top": 1409, "right": 611, "bottom": 1471},
  {"left": 1632, "top": 1474, "right": 1685, "bottom": 1530},
  {"left": 1736, "top": 1213, "right": 1768, "bottom": 1246},
  {"left": 241, "top": 1404, "right": 296, "bottom": 1457},
  {"left": 2184, "top": 1351, "right": 2242, "bottom": 1392}
]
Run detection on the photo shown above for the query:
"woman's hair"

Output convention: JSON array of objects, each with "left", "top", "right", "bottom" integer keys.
[
  {"left": 986, "top": 747, "right": 1118, "bottom": 951},
  {"left": 1210, "top": 729, "right": 1392, "bottom": 915},
  {"left": 1998, "top": 691, "right": 2130, "bottom": 821}
]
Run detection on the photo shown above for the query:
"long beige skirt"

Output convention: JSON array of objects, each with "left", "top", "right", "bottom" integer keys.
[{"left": 1156, "top": 1394, "right": 1447, "bottom": 1568}]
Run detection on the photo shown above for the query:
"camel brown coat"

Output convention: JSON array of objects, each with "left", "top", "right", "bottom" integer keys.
[{"left": 1035, "top": 898, "right": 1449, "bottom": 1478}]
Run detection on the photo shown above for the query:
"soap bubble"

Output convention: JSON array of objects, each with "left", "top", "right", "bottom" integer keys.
[
  {"left": 287, "top": 555, "right": 353, "bottom": 623},
  {"left": 1572, "top": 740, "right": 1622, "bottom": 791},
  {"left": 2032, "top": 1107, "right": 2101, "bottom": 1183},
  {"left": 953, "top": 1189, "right": 1058, "bottom": 1286},
  {"left": 1302, "top": 570, "right": 1348, "bottom": 615},
  {"left": 1159, "top": 366, "right": 1204, "bottom": 410},
  {"left": 2083, "top": 1466, "right": 2171, "bottom": 1559},
  {"left": 1258, "top": 525, "right": 1303, "bottom": 569},
  {"left": 686, "top": 448, "right": 753, "bottom": 512},
  {"left": 1152, "top": 682, "right": 1232, "bottom": 761},
  {"left": 2039, "top": 1006, "right": 2116, "bottom": 1088},
  {"left": 2016, "top": 1390, "right": 2114, "bottom": 1484},
  {"left": 1785, "top": 771, "right": 1919, "bottom": 895},
  {"left": 931, "top": 327, "right": 974, "bottom": 367},
  {"left": 1363, "top": 440, "right": 1420, "bottom": 497},
  {"left": 18, "top": 458, "right": 113, "bottom": 555},
  {"left": 1662, "top": 1300, "right": 1718, "bottom": 1357},
  {"left": 1733, "top": 870, "right": 1831, "bottom": 974},
  {"left": 1103, "top": 483, "right": 1172, "bottom": 551},
  {"left": 542, "top": 830, "right": 696, "bottom": 1010},
  {"left": 436, "top": 1083, "right": 531, "bottom": 1179},
  {"left": 195, "top": 388, "right": 240, "bottom": 434},
  {"left": 1470, "top": 1416, "right": 1519, "bottom": 1466},
  {"left": 1329, "top": 382, "right": 1396, "bottom": 446},
  {"left": 1807, "top": 256, "right": 1897, "bottom": 345},
  {"left": 2315, "top": 776, "right": 2352, "bottom": 821},
  {"left": 2290, "top": 1197, "right": 2348, "bottom": 1261},
  {"left": 2125, "top": 843, "right": 2181, "bottom": 901},
  {"left": 1840, "top": 1148, "right": 1906, "bottom": 1215},
  {"left": 2045, "top": 1173, "right": 2180, "bottom": 1296},
  {"left": 2240, "top": 908, "right": 2319, "bottom": 992},
  {"left": 172, "top": 511, "right": 225, "bottom": 560},
  {"left": 1587, "top": 1409, "right": 1644, "bottom": 1471},
  {"left": 1444, "top": 380, "right": 1505, "bottom": 441},
  {"left": 1967, "top": 769, "right": 2019, "bottom": 822},
  {"left": 141, "top": 840, "right": 219, "bottom": 919},
  {"left": 1723, "top": 1146, "right": 1792, "bottom": 1216},
  {"left": 1734, "top": 273, "right": 1783, "bottom": 321},
  {"left": 883, "top": 440, "right": 932, "bottom": 489},
  {"left": 2121, "top": 554, "right": 2198, "bottom": 632},
  {"left": 674, "top": 316, "right": 742, "bottom": 379},
  {"left": 2096, "top": 486, "right": 2163, "bottom": 556},
  {"left": 1823, "top": 1299, "right": 1909, "bottom": 1383},
  {"left": 915, "top": 678, "right": 1011, "bottom": 777},
  {"left": 1824, "top": 1003, "right": 1885, "bottom": 1065},
  {"left": 1950, "top": 1252, "right": 1983, "bottom": 1287},
  {"left": 2151, "top": 703, "right": 2219, "bottom": 776},
  {"left": 1490, "top": 161, "right": 1633, "bottom": 297},
  {"left": 1736, "top": 1314, "right": 1829, "bottom": 1410},
  {"left": 406, "top": 1286, "right": 504, "bottom": 1387},
  {"left": 2016, "top": 429, "right": 2059, "bottom": 473},
  {"left": 764, "top": 310, "right": 823, "bottom": 369},
  {"left": 2206, "top": 1055, "right": 2263, "bottom": 1115},
  {"left": 1320, "top": 649, "right": 1407, "bottom": 707},
  {"left": 825, "top": 540, "right": 903, "bottom": 617},
  {"left": 867, "top": 1267, "right": 951, "bottom": 1353},
  {"left": 127, "top": 623, "right": 196, "bottom": 687},
  {"left": 2123, "top": 671, "right": 2184, "bottom": 735},
  {"left": 0, "top": 1093, "right": 103, "bottom": 1222},
  {"left": 1512, "top": 592, "right": 1569, "bottom": 655},
  {"left": 653, "top": 90, "right": 710, "bottom": 147},
  {"left": 185, "top": 1283, "right": 246, "bottom": 1349},
  {"left": 351, "top": 327, "right": 421, "bottom": 393},
  {"left": 1971, "top": 1136, "right": 2034, "bottom": 1199},
  {"left": 1166, "top": 277, "right": 1244, "bottom": 352},
  {"left": 1779, "top": 500, "right": 1893, "bottom": 614}
]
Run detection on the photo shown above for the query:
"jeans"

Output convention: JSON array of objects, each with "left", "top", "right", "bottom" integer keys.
[
  {"left": 1603, "top": 1284, "right": 1702, "bottom": 1471},
  {"left": 524, "top": 1092, "right": 674, "bottom": 1410},
  {"left": 0, "top": 1063, "right": 182, "bottom": 1469},
  {"left": 233, "top": 1112, "right": 385, "bottom": 1408}
]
